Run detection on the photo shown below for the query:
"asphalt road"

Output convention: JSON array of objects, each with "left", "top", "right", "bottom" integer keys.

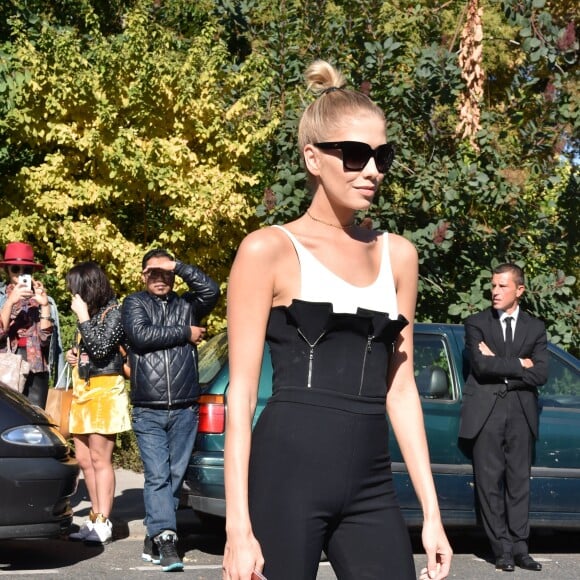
[
  {"left": 1, "top": 470, "right": 578, "bottom": 578},
  {"left": 1, "top": 520, "right": 579, "bottom": 579}
]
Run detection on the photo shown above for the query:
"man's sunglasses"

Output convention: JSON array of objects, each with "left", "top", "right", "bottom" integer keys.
[
  {"left": 8, "top": 265, "right": 33, "bottom": 275},
  {"left": 145, "top": 268, "right": 175, "bottom": 280},
  {"left": 313, "top": 141, "right": 395, "bottom": 173}
]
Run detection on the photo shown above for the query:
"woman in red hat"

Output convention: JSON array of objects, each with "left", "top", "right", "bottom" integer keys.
[{"left": 0, "top": 242, "right": 54, "bottom": 407}]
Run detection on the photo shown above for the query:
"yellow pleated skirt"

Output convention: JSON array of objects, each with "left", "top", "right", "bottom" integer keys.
[{"left": 69, "top": 367, "right": 131, "bottom": 435}]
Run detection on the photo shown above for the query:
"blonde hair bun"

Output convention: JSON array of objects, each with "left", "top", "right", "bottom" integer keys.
[{"left": 305, "top": 60, "right": 346, "bottom": 95}]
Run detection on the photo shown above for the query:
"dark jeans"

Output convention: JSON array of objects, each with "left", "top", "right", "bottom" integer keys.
[{"left": 132, "top": 405, "right": 199, "bottom": 538}]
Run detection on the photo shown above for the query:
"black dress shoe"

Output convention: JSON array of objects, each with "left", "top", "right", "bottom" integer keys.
[
  {"left": 514, "top": 554, "right": 542, "bottom": 571},
  {"left": 495, "top": 554, "right": 515, "bottom": 572}
]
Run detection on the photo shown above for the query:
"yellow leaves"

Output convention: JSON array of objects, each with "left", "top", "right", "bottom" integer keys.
[
  {"left": 47, "top": 216, "right": 144, "bottom": 291},
  {"left": 0, "top": 5, "right": 281, "bottom": 333}
]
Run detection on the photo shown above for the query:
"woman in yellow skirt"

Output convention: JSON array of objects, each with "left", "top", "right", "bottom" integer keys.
[{"left": 65, "top": 262, "right": 131, "bottom": 545}]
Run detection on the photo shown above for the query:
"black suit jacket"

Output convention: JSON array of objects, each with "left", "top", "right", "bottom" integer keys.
[{"left": 459, "top": 307, "right": 548, "bottom": 440}]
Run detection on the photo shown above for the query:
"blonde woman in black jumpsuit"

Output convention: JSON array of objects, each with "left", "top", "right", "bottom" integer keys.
[{"left": 223, "top": 60, "right": 452, "bottom": 580}]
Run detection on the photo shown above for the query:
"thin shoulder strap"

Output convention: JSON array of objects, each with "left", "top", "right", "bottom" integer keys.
[
  {"left": 99, "top": 303, "right": 119, "bottom": 322},
  {"left": 272, "top": 224, "right": 301, "bottom": 246}
]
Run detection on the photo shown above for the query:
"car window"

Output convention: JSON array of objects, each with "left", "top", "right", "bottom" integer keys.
[
  {"left": 414, "top": 334, "right": 455, "bottom": 401},
  {"left": 198, "top": 332, "right": 229, "bottom": 386},
  {"left": 540, "top": 350, "right": 580, "bottom": 409}
]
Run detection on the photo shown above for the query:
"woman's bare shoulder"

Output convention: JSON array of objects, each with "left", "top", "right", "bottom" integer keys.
[
  {"left": 236, "top": 225, "right": 291, "bottom": 262},
  {"left": 387, "top": 233, "right": 418, "bottom": 291},
  {"left": 387, "top": 232, "right": 418, "bottom": 259}
]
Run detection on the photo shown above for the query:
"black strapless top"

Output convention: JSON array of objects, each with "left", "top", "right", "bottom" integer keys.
[{"left": 266, "top": 300, "right": 408, "bottom": 414}]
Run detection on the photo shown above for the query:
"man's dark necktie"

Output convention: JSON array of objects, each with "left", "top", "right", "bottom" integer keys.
[{"left": 505, "top": 316, "right": 513, "bottom": 357}]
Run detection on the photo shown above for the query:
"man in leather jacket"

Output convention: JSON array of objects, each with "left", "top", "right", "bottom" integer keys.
[{"left": 122, "top": 248, "right": 219, "bottom": 571}]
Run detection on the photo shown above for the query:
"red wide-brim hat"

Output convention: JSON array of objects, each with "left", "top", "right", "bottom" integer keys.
[{"left": 0, "top": 242, "right": 44, "bottom": 270}]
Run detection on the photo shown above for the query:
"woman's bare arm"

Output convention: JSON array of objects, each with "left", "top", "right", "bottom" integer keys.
[
  {"left": 386, "top": 235, "right": 452, "bottom": 579},
  {"left": 223, "top": 228, "right": 286, "bottom": 579}
]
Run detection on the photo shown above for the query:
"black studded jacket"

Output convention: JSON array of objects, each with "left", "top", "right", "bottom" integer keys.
[{"left": 76, "top": 300, "right": 125, "bottom": 378}]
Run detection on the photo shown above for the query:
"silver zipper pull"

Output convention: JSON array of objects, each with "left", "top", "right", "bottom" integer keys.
[
  {"left": 366, "top": 335, "right": 374, "bottom": 352},
  {"left": 297, "top": 329, "right": 326, "bottom": 389}
]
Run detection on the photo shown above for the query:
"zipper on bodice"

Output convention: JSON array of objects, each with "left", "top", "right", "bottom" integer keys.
[
  {"left": 296, "top": 329, "right": 326, "bottom": 388},
  {"left": 359, "top": 335, "right": 375, "bottom": 395}
]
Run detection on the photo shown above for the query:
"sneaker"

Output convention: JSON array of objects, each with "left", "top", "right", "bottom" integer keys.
[
  {"left": 154, "top": 531, "right": 183, "bottom": 572},
  {"left": 69, "top": 519, "right": 94, "bottom": 541},
  {"left": 84, "top": 517, "right": 112, "bottom": 544},
  {"left": 142, "top": 534, "right": 161, "bottom": 564}
]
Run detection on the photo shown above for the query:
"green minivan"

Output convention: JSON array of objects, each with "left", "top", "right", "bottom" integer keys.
[{"left": 186, "top": 323, "right": 580, "bottom": 529}]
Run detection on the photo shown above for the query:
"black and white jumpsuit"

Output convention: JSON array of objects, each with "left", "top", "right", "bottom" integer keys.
[{"left": 248, "top": 227, "right": 416, "bottom": 580}]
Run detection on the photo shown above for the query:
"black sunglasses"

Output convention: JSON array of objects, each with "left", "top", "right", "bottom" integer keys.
[
  {"left": 145, "top": 268, "right": 175, "bottom": 280},
  {"left": 8, "top": 265, "right": 33, "bottom": 275},
  {"left": 313, "top": 141, "right": 395, "bottom": 173}
]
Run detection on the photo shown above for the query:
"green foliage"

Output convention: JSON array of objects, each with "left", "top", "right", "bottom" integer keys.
[
  {"left": 0, "top": 0, "right": 277, "bottom": 333},
  {"left": 0, "top": 0, "right": 578, "bottom": 355},
  {"left": 245, "top": 0, "right": 579, "bottom": 353}
]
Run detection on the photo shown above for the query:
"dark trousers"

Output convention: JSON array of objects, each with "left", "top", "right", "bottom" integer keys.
[
  {"left": 472, "top": 391, "right": 533, "bottom": 557},
  {"left": 22, "top": 371, "right": 49, "bottom": 408},
  {"left": 17, "top": 346, "right": 49, "bottom": 409},
  {"left": 249, "top": 401, "right": 415, "bottom": 580}
]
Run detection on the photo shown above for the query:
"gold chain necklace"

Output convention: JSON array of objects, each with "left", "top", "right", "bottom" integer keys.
[{"left": 306, "top": 209, "right": 355, "bottom": 230}]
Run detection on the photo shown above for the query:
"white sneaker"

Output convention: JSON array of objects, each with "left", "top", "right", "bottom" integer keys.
[
  {"left": 69, "top": 519, "right": 94, "bottom": 541},
  {"left": 84, "top": 518, "right": 112, "bottom": 544}
]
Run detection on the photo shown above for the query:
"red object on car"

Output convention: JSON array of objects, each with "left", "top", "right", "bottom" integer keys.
[{"left": 198, "top": 394, "right": 225, "bottom": 434}]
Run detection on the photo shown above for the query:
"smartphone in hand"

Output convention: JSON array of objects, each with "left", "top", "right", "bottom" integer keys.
[
  {"left": 18, "top": 274, "right": 32, "bottom": 291},
  {"left": 251, "top": 572, "right": 267, "bottom": 580}
]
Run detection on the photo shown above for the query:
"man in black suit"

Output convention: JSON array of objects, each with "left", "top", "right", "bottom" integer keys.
[{"left": 459, "top": 263, "right": 548, "bottom": 572}]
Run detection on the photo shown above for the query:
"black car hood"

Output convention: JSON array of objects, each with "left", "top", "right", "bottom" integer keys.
[{"left": 0, "top": 387, "right": 51, "bottom": 429}]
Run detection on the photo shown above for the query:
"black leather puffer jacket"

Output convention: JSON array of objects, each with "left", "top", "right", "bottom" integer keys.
[
  {"left": 121, "top": 261, "right": 219, "bottom": 408},
  {"left": 77, "top": 300, "right": 125, "bottom": 378}
]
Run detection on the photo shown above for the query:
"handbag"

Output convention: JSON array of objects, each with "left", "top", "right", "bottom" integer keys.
[
  {"left": 45, "top": 363, "right": 73, "bottom": 438},
  {"left": 0, "top": 338, "right": 30, "bottom": 393}
]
